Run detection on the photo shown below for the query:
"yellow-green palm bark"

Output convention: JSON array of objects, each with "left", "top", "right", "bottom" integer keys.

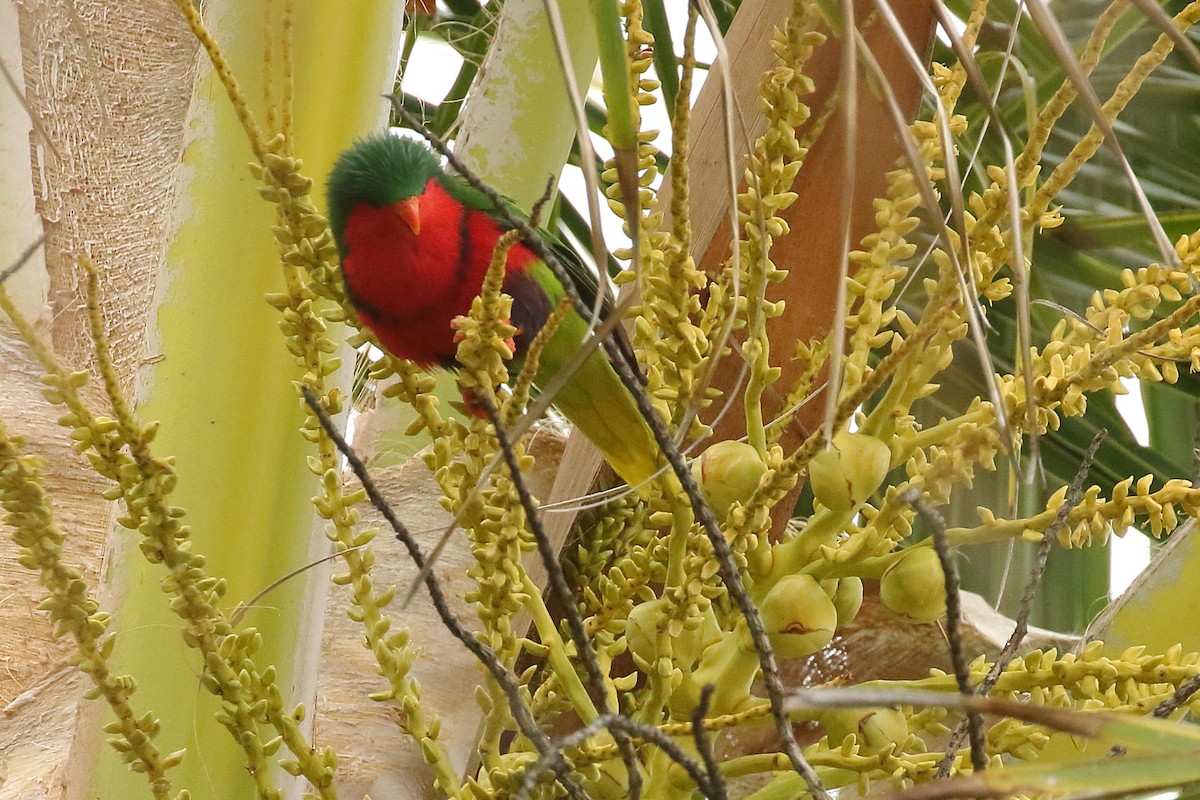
[
  {"left": 1095, "top": 523, "right": 1200, "bottom": 655},
  {"left": 455, "top": 0, "right": 597, "bottom": 209},
  {"left": 92, "top": 3, "right": 403, "bottom": 798}
]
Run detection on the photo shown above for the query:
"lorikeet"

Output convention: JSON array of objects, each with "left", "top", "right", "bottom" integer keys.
[{"left": 326, "top": 133, "right": 663, "bottom": 491}]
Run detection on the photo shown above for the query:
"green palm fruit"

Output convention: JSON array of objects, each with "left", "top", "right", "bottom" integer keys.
[
  {"left": 692, "top": 440, "right": 769, "bottom": 518},
  {"left": 822, "top": 577, "right": 865, "bottom": 626},
  {"left": 760, "top": 573, "right": 838, "bottom": 658},
  {"left": 880, "top": 547, "right": 947, "bottom": 623},
  {"left": 626, "top": 598, "right": 721, "bottom": 670},
  {"left": 820, "top": 707, "right": 909, "bottom": 753},
  {"left": 808, "top": 432, "right": 891, "bottom": 512}
]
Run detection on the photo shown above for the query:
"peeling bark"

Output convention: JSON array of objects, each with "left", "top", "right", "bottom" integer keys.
[{"left": 2, "top": 2, "right": 196, "bottom": 797}]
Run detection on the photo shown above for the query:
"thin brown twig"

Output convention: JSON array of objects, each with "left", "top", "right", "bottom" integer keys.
[
  {"left": 901, "top": 488, "right": 988, "bottom": 774},
  {"left": 692, "top": 685, "right": 727, "bottom": 800},
  {"left": 299, "top": 387, "right": 590, "bottom": 800},
  {"left": 529, "top": 174, "right": 557, "bottom": 228},
  {"left": 936, "top": 429, "right": 1108, "bottom": 775},
  {"left": 1154, "top": 673, "right": 1200, "bottom": 718},
  {"left": 985, "top": 429, "right": 1107, "bottom": 688},
  {"left": 611, "top": 330, "right": 828, "bottom": 798},
  {"left": 388, "top": 99, "right": 829, "bottom": 799},
  {"left": 0, "top": 234, "right": 47, "bottom": 286},
  {"left": 477, "top": 391, "right": 644, "bottom": 800},
  {"left": 515, "top": 711, "right": 714, "bottom": 800}
]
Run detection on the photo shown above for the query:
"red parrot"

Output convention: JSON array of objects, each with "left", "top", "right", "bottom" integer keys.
[{"left": 326, "top": 133, "right": 663, "bottom": 491}]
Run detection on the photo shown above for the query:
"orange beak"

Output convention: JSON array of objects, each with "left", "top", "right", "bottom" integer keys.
[{"left": 394, "top": 196, "right": 421, "bottom": 235}]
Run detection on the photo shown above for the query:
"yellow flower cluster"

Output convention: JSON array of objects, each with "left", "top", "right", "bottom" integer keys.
[
  {"left": 0, "top": 421, "right": 183, "bottom": 800},
  {"left": 735, "top": 9, "right": 824, "bottom": 457},
  {"left": 609, "top": 5, "right": 718, "bottom": 436},
  {"left": 253, "top": 132, "right": 461, "bottom": 792},
  {"left": 13, "top": 0, "right": 1200, "bottom": 797},
  {"left": 0, "top": 263, "right": 341, "bottom": 797},
  {"left": 305, "top": 0, "right": 1200, "bottom": 793},
  {"left": 893, "top": 643, "right": 1200, "bottom": 768},
  {"left": 556, "top": 2, "right": 1200, "bottom": 793}
]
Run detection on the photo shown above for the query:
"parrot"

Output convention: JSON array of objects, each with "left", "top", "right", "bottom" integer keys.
[{"left": 325, "top": 133, "right": 664, "bottom": 492}]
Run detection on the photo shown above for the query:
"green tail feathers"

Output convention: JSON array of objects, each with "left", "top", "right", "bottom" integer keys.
[
  {"left": 548, "top": 342, "right": 664, "bottom": 493},
  {"left": 524, "top": 264, "right": 664, "bottom": 493}
]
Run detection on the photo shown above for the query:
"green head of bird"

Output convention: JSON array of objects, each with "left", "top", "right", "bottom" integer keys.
[{"left": 326, "top": 133, "right": 441, "bottom": 255}]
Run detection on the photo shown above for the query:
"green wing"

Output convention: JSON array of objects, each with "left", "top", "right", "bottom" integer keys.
[{"left": 437, "top": 170, "right": 642, "bottom": 379}]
